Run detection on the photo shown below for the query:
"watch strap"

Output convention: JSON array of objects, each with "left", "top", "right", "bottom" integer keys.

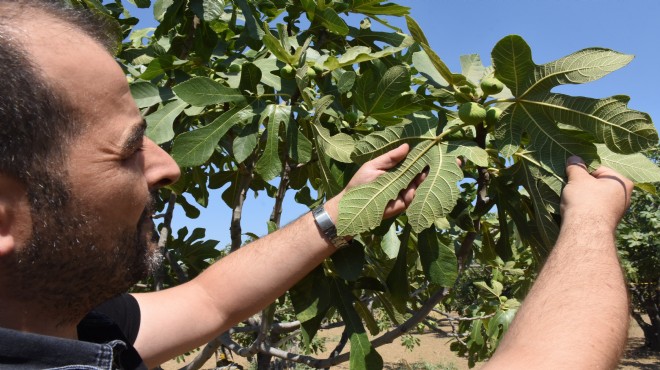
[{"left": 312, "top": 205, "right": 349, "bottom": 249}]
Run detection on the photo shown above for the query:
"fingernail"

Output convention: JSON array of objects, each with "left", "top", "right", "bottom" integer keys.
[{"left": 567, "top": 156, "right": 587, "bottom": 169}]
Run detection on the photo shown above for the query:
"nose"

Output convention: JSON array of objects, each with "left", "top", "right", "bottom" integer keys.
[{"left": 143, "top": 138, "right": 181, "bottom": 189}]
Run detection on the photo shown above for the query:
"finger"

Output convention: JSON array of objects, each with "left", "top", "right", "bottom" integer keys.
[
  {"left": 565, "top": 156, "right": 591, "bottom": 182},
  {"left": 412, "top": 167, "right": 429, "bottom": 187},
  {"left": 367, "top": 143, "right": 410, "bottom": 170},
  {"left": 591, "top": 165, "right": 634, "bottom": 205}
]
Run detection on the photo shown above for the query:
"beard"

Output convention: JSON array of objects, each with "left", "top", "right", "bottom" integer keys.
[{"left": 5, "top": 177, "right": 162, "bottom": 325}]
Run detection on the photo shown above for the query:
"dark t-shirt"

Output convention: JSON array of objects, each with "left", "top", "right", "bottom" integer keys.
[{"left": 77, "top": 293, "right": 144, "bottom": 369}]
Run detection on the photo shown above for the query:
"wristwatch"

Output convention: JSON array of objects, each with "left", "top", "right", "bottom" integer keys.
[{"left": 312, "top": 205, "right": 349, "bottom": 248}]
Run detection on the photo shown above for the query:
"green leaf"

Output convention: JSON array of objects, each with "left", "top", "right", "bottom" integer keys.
[
  {"left": 340, "top": 113, "right": 463, "bottom": 234},
  {"left": 492, "top": 35, "right": 657, "bottom": 167},
  {"left": 233, "top": 118, "right": 259, "bottom": 164},
  {"left": 252, "top": 57, "right": 282, "bottom": 91},
  {"left": 330, "top": 245, "right": 365, "bottom": 281},
  {"left": 128, "top": 0, "right": 151, "bottom": 8},
  {"left": 446, "top": 140, "right": 489, "bottom": 167},
  {"left": 354, "top": 299, "right": 380, "bottom": 336},
  {"left": 145, "top": 99, "right": 187, "bottom": 144},
  {"left": 418, "top": 227, "right": 458, "bottom": 287},
  {"left": 386, "top": 224, "right": 410, "bottom": 313},
  {"left": 596, "top": 144, "right": 660, "bottom": 183},
  {"left": 349, "top": 110, "right": 421, "bottom": 152},
  {"left": 171, "top": 104, "right": 254, "bottom": 167},
  {"left": 404, "top": 15, "right": 428, "bottom": 45},
  {"left": 547, "top": 95, "right": 658, "bottom": 154},
  {"left": 412, "top": 50, "right": 449, "bottom": 87},
  {"left": 460, "top": 54, "right": 486, "bottom": 86},
  {"left": 337, "top": 71, "right": 357, "bottom": 94},
  {"left": 316, "top": 7, "right": 349, "bottom": 36},
  {"left": 255, "top": 104, "right": 290, "bottom": 181},
  {"left": 238, "top": 62, "right": 262, "bottom": 95},
  {"left": 262, "top": 26, "right": 295, "bottom": 64},
  {"left": 140, "top": 55, "right": 187, "bottom": 80},
  {"left": 234, "top": 0, "right": 263, "bottom": 40},
  {"left": 130, "top": 81, "right": 161, "bottom": 108},
  {"left": 311, "top": 125, "right": 355, "bottom": 163},
  {"left": 310, "top": 96, "right": 343, "bottom": 197},
  {"left": 355, "top": 65, "right": 411, "bottom": 117},
  {"left": 352, "top": 0, "right": 410, "bottom": 16},
  {"left": 322, "top": 41, "right": 412, "bottom": 71},
  {"left": 290, "top": 268, "right": 332, "bottom": 345},
  {"left": 405, "top": 15, "right": 453, "bottom": 85},
  {"left": 380, "top": 223, "right": 401, "bottom": 259},
  {"left": 473, "top": 281, "right": 500, "bottom": 299},
  {"left": 331, "top": 278, "right": 384, "bottom": 370},
  {"left": 173, "top": 77, "right": 245, "bottom": 106},
  {"left": 286, "top": 119, "right": 312, "bottom": 164},
  {"left": 510, "top": 160, "right": 561, "bottom": 255},
  {"left": 190, "top": 0, "right": 224, "bottom": 22},
  {"left": 487, "top": 308, "right": 518, "bottom": 337}
]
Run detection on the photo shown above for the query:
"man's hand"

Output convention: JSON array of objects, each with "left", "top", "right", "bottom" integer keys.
[
  {"left": 326, "top": 144, "right": 427, "bottom": 221},
  {"left": 561, "top": 156, "right": 634, "bottom": 230},
  {"left": 485, "top": 156, "right": 633, "bottom": 370}
]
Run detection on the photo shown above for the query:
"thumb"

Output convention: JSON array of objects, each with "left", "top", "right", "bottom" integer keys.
[{"left": 565, "top": 156, "right": 591, "bottom": 182}]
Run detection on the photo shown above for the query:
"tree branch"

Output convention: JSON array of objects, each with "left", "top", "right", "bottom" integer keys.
[
  {"left": 153, "top": 193, "right": 177, "bottom": 291},
  {"left": 230, "top": 160, "right": 255, "bottom": 252}
]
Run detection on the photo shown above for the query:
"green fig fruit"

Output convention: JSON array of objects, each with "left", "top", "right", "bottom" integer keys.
[
  {"left": 228, "top": 63, "right": 242, "bottom": 73},
  {"left": 280, "top": 64, "right": 295, "bottom": 79},
  {"left": 480, "top": 77, "right": 504, "bottom": 95},
  {"left": 305, "top": 67, "right": 317, "bottom": 79},
  {"left": 485, "top": 107, "right": 502, "bottom": 125},
  {"left": 458, "top": 102, "right": 487, "bottom": 125}
]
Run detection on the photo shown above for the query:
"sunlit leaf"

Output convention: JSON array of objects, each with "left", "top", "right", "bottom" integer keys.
[
  {"left": 173, "top": 77, "right": 245, "bottom": 106},
  {"left": 418, "top": 227, "right": 458, "bottom": 287},
  {"left": 492, "top": 35, "right": 657, "bottom": 165},
  {"left": 171, "top": 104, "right": 254, "bottom": 167},
  {"left": 145, "top": 99, "right": 187, "bottom": 144},
  {"left": 596, "top": 144, "right": 660, "bottom": 183},
  {"left": 331, "top": 278, "right": 383, "bottom": 370},
  {"left": 255, "top": 104, "right": 290, "bottom": 181}
]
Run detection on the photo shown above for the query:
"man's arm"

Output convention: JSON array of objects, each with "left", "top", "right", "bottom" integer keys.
[
  {"left": 131, "top": 144, "right": 425, "bottom": 367},
  {"left": 484, "top": 157, "right": 633, "bottom": 369}
]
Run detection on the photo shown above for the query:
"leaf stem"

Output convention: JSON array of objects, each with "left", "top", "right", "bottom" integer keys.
[
  {"left": 483, "top": 98, "right": 516, "bottom": 107},
  {"left": 436, "top": 121, "right": 474, "bottom": 142}
]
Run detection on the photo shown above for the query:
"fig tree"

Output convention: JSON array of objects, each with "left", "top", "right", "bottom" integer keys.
[
  {"left": 480, "top": 77, "right": 504, "bottom": 95},
  {"left": 458, "top": 102, "right": 487, "bottom": 125},
  {"left": 485, "top": 107, "right": 502, "bottom": 125},
  {"left": 280, "top": 64, "right": 295, "bottom": 79}
]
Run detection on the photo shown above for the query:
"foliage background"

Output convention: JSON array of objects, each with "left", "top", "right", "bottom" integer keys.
[
  {"left": 118, "top": 0, "right": 660, "bottom": 242},
  {"left": 85, "top": 0, "right": 660, "bottom": 368}
]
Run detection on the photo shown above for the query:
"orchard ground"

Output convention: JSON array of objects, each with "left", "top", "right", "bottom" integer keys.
[{"left": 163, "top": 316, "right": 658, "bottom": 369}]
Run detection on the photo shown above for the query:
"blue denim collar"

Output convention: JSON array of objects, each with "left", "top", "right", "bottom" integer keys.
[
  {"left": 0, "top": 325, "right": 117, "bottom": 369},
  {"left": 0, "top": 312, "right": 145, "bottom": 369}
]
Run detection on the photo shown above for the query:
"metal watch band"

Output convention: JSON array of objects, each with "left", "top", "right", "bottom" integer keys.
[{"left": 312, "top": 205, "right": 349, "bottom": 249}]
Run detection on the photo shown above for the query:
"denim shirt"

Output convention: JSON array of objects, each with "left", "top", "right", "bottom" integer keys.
[{"left": 0, "top": 311, "right": 146, "bottom": 369}]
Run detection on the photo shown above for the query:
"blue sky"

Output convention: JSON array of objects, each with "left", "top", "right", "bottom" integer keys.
[{"left": 124, "top": 1, "right": 660, "bottom": 245}]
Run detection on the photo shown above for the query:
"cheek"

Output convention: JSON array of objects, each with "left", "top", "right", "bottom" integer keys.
[{"left": 72, "top": 165, "right": 149, "bottom": 227}]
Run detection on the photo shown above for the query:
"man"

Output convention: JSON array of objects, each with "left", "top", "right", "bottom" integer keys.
[{"left": 0, "top": 1, "right": 634, "bottom": 369}]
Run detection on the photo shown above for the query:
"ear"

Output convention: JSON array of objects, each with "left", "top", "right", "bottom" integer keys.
[{"left": 0, "top": 176, "right": 31, "bottom": 257}]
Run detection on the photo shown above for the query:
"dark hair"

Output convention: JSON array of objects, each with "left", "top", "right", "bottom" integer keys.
[{"left": 0, "top": 0, "right": 117, "bottom": 192}]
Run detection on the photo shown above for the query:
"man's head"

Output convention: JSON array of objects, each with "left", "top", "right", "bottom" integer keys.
[{"left": 0, "top": 0, "right": 180, "bottom": 326}]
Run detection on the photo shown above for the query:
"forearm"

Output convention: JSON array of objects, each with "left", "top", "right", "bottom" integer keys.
[
  {"left": 486, "top": 215, "right": 629, "bottom": 369},
  {"left": 133, "top": 196, "right": 342, "bottom": 366},
  {"left": 193, "top": 196, "right": 342, "bottom": 327}
]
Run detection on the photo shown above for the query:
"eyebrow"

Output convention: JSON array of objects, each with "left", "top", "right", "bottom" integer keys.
[{"left": 122, "top": 120, "right": 147, "bottom": 153}]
